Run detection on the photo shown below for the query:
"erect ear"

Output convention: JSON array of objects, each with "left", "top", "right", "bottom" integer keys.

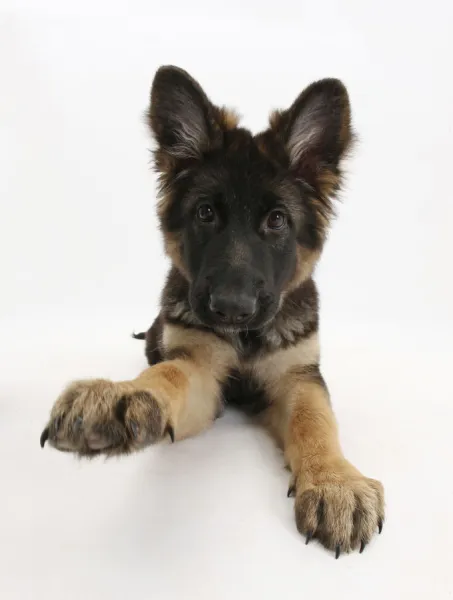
[
  {"left": 270, "top": 78, "right": 354, "bottom": 197},
  {"left": 148, "top": 65, "right": 238, "bottom": 164}
]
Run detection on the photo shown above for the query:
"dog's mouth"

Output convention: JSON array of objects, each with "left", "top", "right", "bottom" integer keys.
[
  {"left": 190, "top": 294, "right": 279, "bottom": 333},
  {"left": 212, "top": 316, "right": 276, "bottom": 335}
]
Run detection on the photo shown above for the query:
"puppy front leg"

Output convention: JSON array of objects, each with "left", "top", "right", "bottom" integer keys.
[
  {"left": 40, "top": 326, "right": 237, "bottom": 456},
  {"left": 264, "top": 366, "right": 385, "bottom": 557}
]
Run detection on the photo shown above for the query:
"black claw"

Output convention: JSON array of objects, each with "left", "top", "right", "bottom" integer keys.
[
  {"left": 130, "top": 421, "right": 139, "bottom": 438},
  {"left": 335, "top": 545, "right": 341, "bottom": 559},
  {"left": 287, "top": 484, "right": 296, "bottom": 498},
  {"left": 378, "top": 519, "right": 384, "bottom": 534},
  {"left": 166, "top": 424, "right": 175, "bottom": 443},
  {"left": 360, "top": 540, "right": 366, "bottom": 554},
  {"left": 73, "top": 416, "right": 83, "bottom": 432},
  {"left": 40, "top": 427, "right": 49, "bottom": 448},
  {"left": 132, "top": 331, "right": 146, "bottom": 340},
  {"left": 305, "top": 531, "right": 313, "bottom": 545}
]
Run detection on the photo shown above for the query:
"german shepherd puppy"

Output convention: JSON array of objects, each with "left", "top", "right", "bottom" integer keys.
[{"left": 40, "top": 66, "right": 384, "bottom": 557}]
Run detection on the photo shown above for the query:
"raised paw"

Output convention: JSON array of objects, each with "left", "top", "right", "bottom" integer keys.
[
  {"left": 293, "top": 463, "right": 384, "bottom": 558},
  {"left": 40, "top": 379, "right": 173, "bottom": 456}
]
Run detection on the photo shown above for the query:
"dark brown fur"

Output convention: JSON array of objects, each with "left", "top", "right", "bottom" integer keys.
[{"left": 41, "top": 66, "right": 384, "bottom": 558}]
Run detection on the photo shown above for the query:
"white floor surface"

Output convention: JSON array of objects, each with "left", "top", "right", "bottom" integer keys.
[{"left": 1, "top": 319, "right": 451, "bottom": 599}]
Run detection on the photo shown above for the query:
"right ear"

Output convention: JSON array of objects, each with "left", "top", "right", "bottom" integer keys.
[{"left": 148, "top": 66, "right": 234, "bottom": 162}]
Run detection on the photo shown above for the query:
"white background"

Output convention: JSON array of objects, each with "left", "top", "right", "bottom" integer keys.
[{"left": 1, "top": 1, "right": 452, "bottom": 598}]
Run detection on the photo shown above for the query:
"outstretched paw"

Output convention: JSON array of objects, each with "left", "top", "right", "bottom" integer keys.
[
  {"left": 40, "top": 379, "right": 173, "bottom": 456},
  {"left": 293, "top": 463, "right": 384, "bottom": 558}
]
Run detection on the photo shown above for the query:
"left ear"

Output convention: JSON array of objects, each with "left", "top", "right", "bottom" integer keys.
[{"left": 270, "top": 78, "right": 354, "bottom": 197}]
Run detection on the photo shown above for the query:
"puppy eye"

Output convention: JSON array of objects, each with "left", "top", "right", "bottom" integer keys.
[
  {"left": 266, "top": 210, "right": 286, "bottom": 230},
  {"left": 197, "top": 203, "right": 215, "bottom": 223}
]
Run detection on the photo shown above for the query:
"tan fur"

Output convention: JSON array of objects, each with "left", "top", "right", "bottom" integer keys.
[
  {"left": 251, "top": 332, "right": 320, "bottom": 385},
  {"left": 161, "top": 231, "right": 188, "bottom": 278},
  {"left": 157, "top": 192, "right": 173, "bottom": 220},
  {"left": 45, "top": 325, "right": 239, "bottom": 454},
  {"left": 269, "top": 109, "right": 282, "bottom": 131},
  {"left": 215, "top": 106, "right": 240, "bottom": 130},
  {"left": 41, "top": 69, "right": 383, "bottom": 556},
  {"left": 162, "top": 323, "right": 238, "bottom": 374},
  {"left": 156, "top": 192, "right": 171, "bottom": 220},
  {"left": 255, "top": 351, "right": 384, "bottom": 552},
  {"left": 158, "top": 324, "right": 239, "bottom": 438},
  {"left": 153, "top": 150, "right": 176, "bottom": 182},
  {"left": 47, "top": 379, "right": 164, "bottom": 453},
  {"left": 286, "top": 246, "right": 321, "bottom": 292},
  {"left": 156, "top": 108, "right": 240, "bottom": 276},
  {"left": 316, "top": 169, "right": 341, "bottom": 200},
  {"left": 43, "top": 303, "right": 383, "bottom": 553}
]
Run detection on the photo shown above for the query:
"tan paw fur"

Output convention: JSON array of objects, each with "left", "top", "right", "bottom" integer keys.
[
  {"left": 294, "top": 460, "right": 385, "bottom": 557},
  {"left": 40, "top": 379, "right": 171, "bottom": 456}
]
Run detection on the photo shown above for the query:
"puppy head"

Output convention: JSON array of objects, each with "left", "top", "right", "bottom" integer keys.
[{"left": 147, "top": 66, "right": 353, "bottom": 331}]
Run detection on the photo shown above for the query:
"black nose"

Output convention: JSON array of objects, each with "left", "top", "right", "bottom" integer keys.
[{"left": 209, "top": 291, "right": 257, "bottom": 324}]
